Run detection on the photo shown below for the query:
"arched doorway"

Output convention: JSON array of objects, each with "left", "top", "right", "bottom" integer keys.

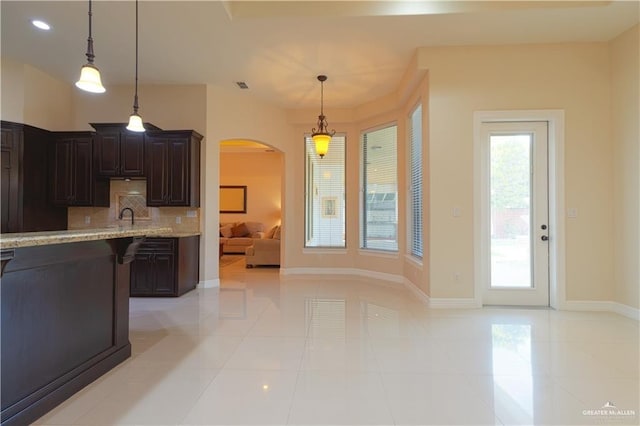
[{"left": 217, "top": 139, "right": 284, "bottom": 270}]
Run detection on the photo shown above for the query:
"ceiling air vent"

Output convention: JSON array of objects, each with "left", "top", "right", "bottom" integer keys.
[{"left": 236, "top": 81, "right": 249, "bottom": 89}]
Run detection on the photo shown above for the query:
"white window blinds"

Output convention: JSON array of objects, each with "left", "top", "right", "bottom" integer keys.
[
  {"left": 361, "top": 125, "right": 398, "bottom": 251},
  {"left": 305, "top": 135, "right": 346, "bottom": 248},
  {"left": 409, "top": 105, "right": 423, "bottom": 258}
]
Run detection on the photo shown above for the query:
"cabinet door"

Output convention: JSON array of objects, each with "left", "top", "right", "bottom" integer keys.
[
  {"left": 94, "top": 132, "right": 119, "bottom": 177},
  {"left": 130, "top": 253, "right": 155, "bottom": 295},
  {"left": 168, "top": 138, "right": 189, "bottom": 205},
  {"left": 152, "top": 253, "right": 176, "bottom": 294},
  {"left": 72, "top": 138, "right": 93, "bottom": 205},
  {"left": 1, "top": 127, "right": 20, "bottom": 233},
  {"left": 50, "top": 138, "right": 75, "bottom": 205},
  {"left": 120, "top": 133, "right": 145, "bottom": 176},
  {"left": 146, "top": 138, "right": 169, "bottom": 206}
]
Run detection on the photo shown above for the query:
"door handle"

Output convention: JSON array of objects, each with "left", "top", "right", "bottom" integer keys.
[{"left": 541, "top": 235, "right": 549, "bottom": 241}]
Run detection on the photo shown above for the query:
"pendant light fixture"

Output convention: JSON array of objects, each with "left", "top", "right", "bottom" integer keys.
[
  {"left": 126, "top": 0, "right": 145, "bottom": 132},
  {"left": 75, "top": 0, "right": 106, "bottom": 93},
  {"left": 310, "top": 75, "right": 335, "bottom": 158}
]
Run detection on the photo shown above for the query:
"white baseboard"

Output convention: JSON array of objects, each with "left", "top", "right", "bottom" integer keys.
[
  {"left": 562, "top": 300, "right": 639, "bottom": 321},
  {"left": 429, "top": 298, "right": 479, "bottom": 309},
  {"left": 198, "top": 279, "right": 220, "bottom": 288},
  {"left": 280, "top": 267, "right": 403, "bottom": 284},
  {"left": 562, "top": 300, "right": 616, "bottom": 312},
  {"left": 612, "top": 302, "right": 640, "bottom": 320},
  {"left": 402, "top": 278, "right": 430, "bottom": 305}
]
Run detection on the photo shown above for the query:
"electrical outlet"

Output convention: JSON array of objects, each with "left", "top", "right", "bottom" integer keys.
[
  {"left": 84, "top": 216, "right": 91, "bottom": 224},
  {"left": 454, "top": 272, "right": 461, "bottom": 282},
  {"left": 175, "top": 216, "right": 182, "bottom": 224},
  {"left": 186, "top": 210, "right": 197, "bottom": 218}
]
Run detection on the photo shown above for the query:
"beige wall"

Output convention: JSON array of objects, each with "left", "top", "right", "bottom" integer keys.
[
  {"left": 418, "top": 43, "right": 614, "bottom": 301},
  {"left": 23, "top": 65, "right": 73, "bottom": 130},
  {"left": 220, "top": 151, "right": 283, "bottom": 232},
  {"left": 1, "top": 58, "right": 25, "bottom": 123},
  {"left": 71, "top": 84, "right": 206, "bottom": 134},
  {"left": 611, "top": 25, "right": 640, "bottom": 310},
  {"left": 1, "top": 59, "right": 72, "bottom": 129}
]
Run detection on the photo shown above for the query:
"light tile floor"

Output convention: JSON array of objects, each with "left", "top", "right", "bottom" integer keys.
[{"left": 35, "top": 258, "right": 639, "bottom": 425}]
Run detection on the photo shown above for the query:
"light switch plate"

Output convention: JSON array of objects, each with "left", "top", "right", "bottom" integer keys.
[
  {"left": 186, "top": 210, "right": 197, "bottom": 218},
  {"left": 568, "top": 208, "right": 578, "bottom": 218}
]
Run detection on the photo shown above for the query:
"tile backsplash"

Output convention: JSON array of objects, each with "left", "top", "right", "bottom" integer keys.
[{"left": 67, "top": 180, "right": 200, "bottom": 232}]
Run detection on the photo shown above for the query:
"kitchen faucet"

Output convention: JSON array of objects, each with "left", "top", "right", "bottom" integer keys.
[{"left": 118, "top": 207, "right": 135, "bottom": 225}]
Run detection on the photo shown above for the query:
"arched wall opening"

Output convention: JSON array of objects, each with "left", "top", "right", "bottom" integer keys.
[{"left": 217, "top": 138, "right": 285, "bottom": 265}]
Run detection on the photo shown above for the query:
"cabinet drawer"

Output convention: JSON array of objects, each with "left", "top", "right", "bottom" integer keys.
[{"left": 138, "top": 238, "right": 175, "bottom": 252}]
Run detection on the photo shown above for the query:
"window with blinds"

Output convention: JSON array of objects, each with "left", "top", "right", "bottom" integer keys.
[
  {"left": 361, "top": 124, "right": 398, "bottom": 251},
  {"left": 304, "top": 134, "right": 346, "bottom": 248},
  {"left": 409, "top": 104, "right": 423, "bottom": 258}
]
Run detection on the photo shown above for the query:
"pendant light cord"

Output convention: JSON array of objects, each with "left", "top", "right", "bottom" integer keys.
[
  {"left": 132, "top": 0, "right": 139, "bottom": 113},
  {"left": 88, "top": 0, "right": 92, "bottom": 39},
  {"left": 86, "top": 0, "right": 95, "bottom": 64},
  {"left": 320, "top": 79, "right": 324, "bottom": 117}
]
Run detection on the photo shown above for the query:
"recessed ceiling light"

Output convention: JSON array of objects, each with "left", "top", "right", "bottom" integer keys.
[{"left": 31, "top": 20, "right": 51, "bottom": 30}]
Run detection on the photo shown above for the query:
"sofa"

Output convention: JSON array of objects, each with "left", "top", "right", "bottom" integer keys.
[
  {"left": 246, "top": 225, "right": 281, "bottom": 267},
  {"left": 219, "top": 221, "right": 266, "bottom": 254}
]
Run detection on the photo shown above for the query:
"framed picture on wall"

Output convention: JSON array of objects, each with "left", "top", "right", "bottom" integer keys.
[
  {"left": 321, "top": 197, "right": 337, "bottom": 218},
  {"left": 220, "top": 185, "right": 247, "bottom": 213}
]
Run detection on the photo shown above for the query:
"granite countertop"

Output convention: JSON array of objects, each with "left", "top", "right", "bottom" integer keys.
[
  {"left": 0, "top": 226, "right": 174, "bottom": 249},
  {"left": 154, "top": 231, "right": 201, "bottom": 238}
]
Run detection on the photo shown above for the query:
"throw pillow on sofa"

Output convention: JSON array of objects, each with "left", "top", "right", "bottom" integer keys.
[
  {"left": 244, "top": 221, "right": 265, "bottom": 236},
  {"left": 220, "top": 224, "right": 233, "bottom": 238},
  {"left": 273, "top": 225, "right": 282, "bottom": 240},
  {"left": 231, "top": 222, "right": 250, "bottom": 237},
  {"left": 266, "top": 225, "right": 278, "bottom": 239}
]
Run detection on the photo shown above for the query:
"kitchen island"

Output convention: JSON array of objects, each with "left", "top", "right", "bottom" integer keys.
[{"left": 0, "top": 226, "right": 171, "bottom": 426}]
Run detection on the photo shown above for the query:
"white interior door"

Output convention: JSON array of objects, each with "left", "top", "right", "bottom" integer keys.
[{"left": 481, "top": 122, "right": 549, "bottom": 306}]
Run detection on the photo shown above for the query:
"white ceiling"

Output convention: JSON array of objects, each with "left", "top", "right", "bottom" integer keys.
[{"left": 2, "top": 1, "right": 638, "bottom": 110}]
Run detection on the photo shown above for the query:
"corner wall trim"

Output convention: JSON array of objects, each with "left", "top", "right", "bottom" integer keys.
[
  {"left": 198, "top": 279, "right": 220, "bottom": 288},
  {"left": 402, "top": 278, "right": 430, "bottom": 306}
]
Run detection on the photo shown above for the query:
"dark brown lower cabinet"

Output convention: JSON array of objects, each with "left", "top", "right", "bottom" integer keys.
[{"left": 130, "top": 236, "right": 199, "bottom": 297}]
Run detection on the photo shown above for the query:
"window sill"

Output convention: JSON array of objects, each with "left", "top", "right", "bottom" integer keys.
[
  {"left": 358, "top": 249, "right": 399, "bottom": 259},
  {"left": 302, "top": 248, "right": 348, "bottom": 255},
  {"left": 404, "top": 254, "right": 423, "bottom": 268}
]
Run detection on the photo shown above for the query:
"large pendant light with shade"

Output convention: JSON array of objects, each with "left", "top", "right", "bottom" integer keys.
[
  {"left": 126, "top": 0, "right": 145, "bottom": 132},
  {"left": 310, "top": 75, "right": 335, "bottom": 158},
  {"left": 75, "top": 0, "right": 106, "bottom": 93}
]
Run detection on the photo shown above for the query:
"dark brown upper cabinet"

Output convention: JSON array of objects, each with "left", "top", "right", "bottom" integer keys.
[
  {"left": 50, "top": 132, "right": 109, "bottom": 207},
  {"left": 91, "top": 123, "right": 160, "bottom": 178},
  {"left": 1, "top": 121, "right": 67, "bottom": 233},
  {"left": 145, "top": 130, "right": 202, "bottom": 207}
]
